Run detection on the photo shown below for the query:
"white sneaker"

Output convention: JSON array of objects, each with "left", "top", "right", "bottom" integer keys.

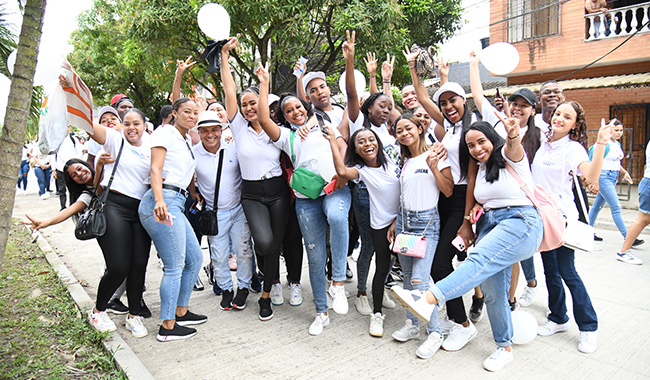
[
  {"left": 392, "top": 319, "right": 420, "bottom": 342},
  {"left": 88, "top": 309, "right": 116, "bottom": 332},
  {"left": 270, "top": 283, "right": 284, "bottom": 305},
  {"left": 382, "top": 291, "right": 396, "bottom": 309},
  {"left": 369, "top": 312, "right": 385, "bottom": 337},
  {"left": 308, "top": 313, "right": 330, "bottom": 336},
  {"left": 354, "top": 295, "right": 372, "bottom": 315},
  {"left": 518, "top": 285, "right": 539, "bottom": 307},
  {"left": 416, "top": 332, "right": 443, "bottom": 359},
  {"left": 616, "top": 251, "right": 643, "bottom": 265},
  {"left": 40, "top": 192, "right": 50, "bottom": 200},
  {"left": 390, "top": 286, "right": 434, "bottom": 323},
  {"left": 439, "top": 316, "right": 457, "bottom": 336},
  {"left": 442, "top": 321, "right": 477, "bottom": 351},
  {"left": 538, "top": 319, "right": 570, "bottom": 336},
  {"left": 578, "top": 331, "right": 598, "bottom": 354},
  {"left": 125, "top": 315, "right": 148, "bottom": 338},
  {"left": 483, "top": 347, "right": 513, "bottom": 372},
  {"left": 329, "top": 285, "right": 349, "bottom": 314},
  {"left": 289, "top": 283, "right": 302, "bottom": 306}
]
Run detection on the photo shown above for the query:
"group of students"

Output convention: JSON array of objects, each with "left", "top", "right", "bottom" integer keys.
[{"left": 20, "top": 31, "right": 650, "bottom": 372}]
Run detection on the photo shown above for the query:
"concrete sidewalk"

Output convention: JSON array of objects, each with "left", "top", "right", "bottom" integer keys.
[{"left": 12, "top": 174, "right": 650, "bottom": 380}]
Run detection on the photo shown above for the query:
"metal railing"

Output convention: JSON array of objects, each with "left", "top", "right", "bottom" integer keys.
[{"left": 585, "top": 1, "right": 650, "bottom": 41}]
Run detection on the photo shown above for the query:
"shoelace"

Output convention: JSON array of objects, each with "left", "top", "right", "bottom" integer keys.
[{"left": 488, "top": 347, "right": 507, "bottom": 360}]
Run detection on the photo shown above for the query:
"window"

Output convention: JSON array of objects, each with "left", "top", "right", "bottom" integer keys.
[{"left": 507, "top": 0, "right": 560, "bottom": 42}]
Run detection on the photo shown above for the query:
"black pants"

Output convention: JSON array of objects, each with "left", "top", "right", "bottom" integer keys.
[
  {"left": 241, "top": 177, "right": 290, "bottom": 293},
  {"left": 96, "top": 192, "right": 152, "bottom": 315},
  {"left": 431, "top": 184, "right": 468, "bottom": 324},
  {"left": 370, "top": 226, "right": 393, "bottom": 314},
  {"left": 279, "top": 197, "right": 303, "bottom": 283},
  {"left": 55, "top": 169, "right": 66, "bottom": 210}
]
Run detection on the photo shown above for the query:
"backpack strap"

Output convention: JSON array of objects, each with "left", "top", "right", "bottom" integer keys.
[{"left": 290, "top": 130, "right": 296, "bottom": 162}]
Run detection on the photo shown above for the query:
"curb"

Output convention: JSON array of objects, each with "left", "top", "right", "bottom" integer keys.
[{"left": 28, "top": 226, "right": 155, "bottom": 380}]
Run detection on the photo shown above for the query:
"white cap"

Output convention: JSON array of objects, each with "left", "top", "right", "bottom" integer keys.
[
  {"left": 194, "top": 110, "right": 227, "bottom": 131},
  {"left": 302, "top": 71, "right": 327, "bottom": 95},
  {"left": 433, "top": 82, "right": 466, "bottom": 104},
  {"left": 268, "top": 93, "right": 280, "bottom": 105}
]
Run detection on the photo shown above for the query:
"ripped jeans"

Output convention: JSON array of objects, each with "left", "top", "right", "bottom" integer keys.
[
  {"left": 206, "top": 204, "right": 253, "bottom": 291},
  {"left": 295, "top": 186, "right": 351, "bottom": 313}
]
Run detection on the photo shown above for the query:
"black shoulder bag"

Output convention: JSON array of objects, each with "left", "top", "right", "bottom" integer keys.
[
  {"left": 74, "top": 140, "right": 124, "bottom": 240},
  {"left": 199, "top": 149, "right": 225, "bottom": 236}
]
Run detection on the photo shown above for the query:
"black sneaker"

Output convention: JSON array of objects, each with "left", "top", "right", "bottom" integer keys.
[
  {"left": 213, "top": 282, "right": 223, "bottom": 296},
  {"left": 220, "top": 289, "right": 234, "bottom": 310},
  {"left": 138, "top": 298, "right": 152, "bottom": 318},
  {"left": 258, "top": 297, "right": 273, "bottom": 321},
  {"left": 469, "top": 295, "right": 485, "bottom": 323},
  {"left": 346, "top": 263, "right": 354, "bottom": 280},
  {"left": 107, "top": 299, "right": 128, "bottom": 315},
  {"left": 594, "top": 235, "right": 603, "bottom": 242},
  {"left": 156, "top": 323, "right": 197, "bottom": 342},
  {"left": 390, "top": 265, "right": 403, "bottom": 281},
  {"left": 193, "top": 277, "right": 204, "bottom": 291},
  {"left": 175, "top": 310, "right": 207, "bottom": 326},
  {"left": 203, "top": 264, "right": 215, "bottom": 285},
  {"left": 509, "top": 297, "right": 518, "bottom": 311},
  {"left": 632, "top": 239, "right": 645, "bottom": 247},
  {"left": 384, "top": 274, "right": 397, "bottom": 289},
  {"left": 232, "top": 288, "right": 249, "bottom": 310},
  {"left": 251, "top": 272, "right": 263, "bottom": 293}
]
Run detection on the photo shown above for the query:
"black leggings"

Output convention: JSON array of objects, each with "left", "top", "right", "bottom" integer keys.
[
  {"left": 370, "top": 226, "right": 393, "bottom": 314},
  {"left": 279, "top": 197, "right": 303, "bottom": 283},
  {"left": 96, "top": 192, "right": 152, "bottom": 315},
  {"left": 431, "top": 184, "right": 468, "bottom": 324},
  {"left": 241, "top": 177, "right": 290, "bottom": 293}
]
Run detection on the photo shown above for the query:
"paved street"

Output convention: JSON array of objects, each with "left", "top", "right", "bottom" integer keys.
[{"left": 11, "top": 172, "right": 650, "bottom": 380}]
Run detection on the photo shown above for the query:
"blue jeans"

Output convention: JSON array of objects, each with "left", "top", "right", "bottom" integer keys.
[
  {"left": 541, "top": 246, "right": 598, "bottom": 332},
  {"left": 639, "top": 177, "right": 650, "bottom": 215},
  {"left": 429, "top": 206, "right": 542, "bottom": 346},
  {"left": 34, "top": 166, "right": 52, "bottom": 195},
  {"left": 589, "top": 169, "right": 627, "bottom": 237},
  {"left": 138, "top": 188, "right": 203, "bottom": 320},
  {"left": 395, "top": 207, "right": 440, "bottom": 332},
  {"left": 352, "top": 182, "right": 374, "bottom": 292},
  {"left": 520, "top": 255, "right": 536, "bottom": 283},
  {"left": 295, "top": 186, "right": 351, "bottom": 313},
  {"left": 17, "top": 160, "right": 29, "bottom": 190},
  {"left": 206, "top": 204, "right": 253, "bottom": 291}
]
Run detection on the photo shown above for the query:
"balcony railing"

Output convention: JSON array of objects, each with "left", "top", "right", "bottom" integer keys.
[{"left": 585, "top": 1, "right": 650, "bottom": 41}]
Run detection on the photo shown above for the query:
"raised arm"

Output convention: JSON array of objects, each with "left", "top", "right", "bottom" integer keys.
[
  {"left": 495, "top": 104, "right": 524, "bottom": 162},
  {"left": 579, "top": 119, "right": 615, "bottom": 183},
  {"left": 294, "top": 60, "right": 308, "bottom": 102},
  {"left": 172, "top": 56, "right": 196, "bottom": 103},
  {"left": 469, "top": 51, "right": 488, "bottom": 112},
  {"left": 381, "top": 53, "right": 401, "bottom": 125},
  {"left": 221, "top": 38, "right": 240, "bottom": 121},
  {"left": 437, "top": 56, "right": 449, "bottom": 85},
  {"left": 343, "top": 30, "right": 360, "bottom": 122},
  {"left": 255, "top": 65, "right": 281, "bottom": 141},
  {"left": 403, "top": 47, "right": 444, "bottom": 125},
  {"left": 324, "top": 127, "right": 359, "bottom": 181},
  {"left": 365, "top": 52, "right": 378, "bottom": 94}
]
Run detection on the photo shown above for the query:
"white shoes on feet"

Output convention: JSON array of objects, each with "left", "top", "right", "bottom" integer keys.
[
  {"left": 617, "top": 250, "right": 643, "bottom": 265},
  {"left": 442, "top": 321, "right": 477, "bottom": 351},
  {"left": 289, "top": 283, "right": 302, "bottom": 306},
  {"left": 518, "top": 285, "right": 539, "bottom": 307},
  {"left": 382, "top": 291, "right": 396, "bottom": 309},
  {"left": 329, "top": 285, "right": 349, "bottom": 314},
  {"left": 390, "top": 286, "right": 434, "bottom": 323},
  {"left": 416, "top": 332, "right": 443, "bottom": 359},
  {"left": 88, "top": 309, "right": 116, "bottom": 332},
  {"left": 538, "top": 319, "right": 570, "bottom": 336},
  {"left": 355, "top": 295, "right": 372, "bottom": 315},
  {"left": 125, "top": 315, "right": 148, "bottom": 338},
  {"left": 270, "top": 283, "right": 284, "bottom": 305},
  {"left": 483, "top": 347, "right": 513, "bottom": 372},
  {"left": 578, "top": 331, "right": 598, "bottom": 353},
  {"left": 392, "top": 319, "right": 420, "bottom": 342},
  {"left": 309, "top": 313, "right": 330, "bottom": 336},
  {"left": 369, "top": 312, "right": 385, "bottom": 337}
]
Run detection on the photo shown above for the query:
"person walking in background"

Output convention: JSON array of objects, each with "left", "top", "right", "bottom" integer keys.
[
  {"left": 32, "top": 148, "right": 53, "bottom": 200},
  {"left": 16, "top": 140, "right": 32, "bottom": 195}
]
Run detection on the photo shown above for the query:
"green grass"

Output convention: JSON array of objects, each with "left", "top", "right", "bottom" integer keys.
[{"left": 0, "top": 221, "right": 125, "bottom": 379}]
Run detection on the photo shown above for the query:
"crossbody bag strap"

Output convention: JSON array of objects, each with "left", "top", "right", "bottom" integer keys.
[
  {"left": 212, "top": 149, "right": 225, "bottom": 211},
  {"left": 505, "top": 162, "right": 539, "bottom": 209},
  {"left": 572, "top": 171, "right": 589, "bottom": 219},
  {"left": 99, "top": 139, "right": 125, "bottom": 203},
  {"left": 290, "top": 130, "right": 296, "bottom": 162}
]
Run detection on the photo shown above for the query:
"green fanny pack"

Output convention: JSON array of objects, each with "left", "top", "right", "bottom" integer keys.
[{"left": 289, "top": 129, "right": 325, "bottom": 199}]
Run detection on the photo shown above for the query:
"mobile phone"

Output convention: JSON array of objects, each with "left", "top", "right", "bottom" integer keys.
[
  {"left": 474, "top": 208, "right": 484, "bottom": 223},
  {"left": 451, "top": 235, "right": 466, "bottom": 251},
  {"left": 324, "top": 179, "right": 337, "bottom": 195},
  {"left": 155, "top": 213, "right": 175, "bottom": 226},
  {"left": 320, "top": 124, "right": 330, "bottom": 136},
  {"left": 495, "top": 88, "right": 501, "bottom": 98},
  {"left": 189, "top": 200, "right": 203, "bottom": 214}
]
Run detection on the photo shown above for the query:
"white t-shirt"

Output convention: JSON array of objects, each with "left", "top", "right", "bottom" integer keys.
[
  {"left": 400, "top": 152, "right": 450, "bottom": 211},
  {"left": 532, "top": 136, "right": 589, "bottom": 221},
  {"left": 356, "top": 161, "right": 401, "bottom": 229},
  {"left": 99, "top": 128, "right": 151, "bottom": 200},
  {"left": 474, "top": 149, "right": 534, "bottom": 210},
  {"left": 55, "top": 134, "right": 82, "bottom": 171},
  {"left": 193, "top": 140, "right": 241, "bottom": 211},
  {"left": 601, "top": 140, "right": 624, "bottom": 171},
  {"left": 274, "top": 124, "right": 341, "bottom": 199},
  {"left": 150, "top": 124, "right": 196, "bottom": 189},
  {"left": 440, "top": 114, "right": 476, "bottom": 185},
  {"left": 534, "top": 114, "right": 550, "bottom": 136},
  {"left": 229, "top": 111, "right": 282, "bottom": 181},
  {"left": 323, "top": 105, "right": 345, "bottom": 128},
  {"left": 349, "top": 113, "right": 400, "bottom": 164},
  {"left": 88, "top": 139, "right": 103, "bottom": 157}
]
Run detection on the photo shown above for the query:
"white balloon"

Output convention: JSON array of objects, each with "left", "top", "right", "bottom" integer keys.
[
  {"left": 481, "top": 42, "right": 520, "bottom": 76},
  {"left": 338, "top": 69, "right": 367, "bottom": 98},
  {"left": 197, "top": 3, "right": 231, "bottom": 41},
  {"left": 511, "top": 310, "right": 537, "bottom": 345},
  {"left": 6, "top": 48, "right": 64, "bottom": 86}
]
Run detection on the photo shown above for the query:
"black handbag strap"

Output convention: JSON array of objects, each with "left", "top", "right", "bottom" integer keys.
[
  {"left": 97, "top": 140, "right": 125, "bottom": 203},
  {"left": 212, "top": 149, "right": 225, "bottom": 210}
]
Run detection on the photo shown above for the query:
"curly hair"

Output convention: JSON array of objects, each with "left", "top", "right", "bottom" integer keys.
[{"left": 545, "top": 100, "right": 588, "bottom": 148}]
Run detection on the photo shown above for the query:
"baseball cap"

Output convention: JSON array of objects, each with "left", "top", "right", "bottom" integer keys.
[
  {"left": 302, "top": 71, "right": 327, "bottom": 95},
  {"left": 110, "top": 94, "right": 128, "bottom": 107},
  {"left": 508, "top": 88, "right": 537, "bottom": 108},
  {"left": 268, "top": 93, "right": 280, "bottom": 105},
  {"left": 195, "top": 110, "right": 227, "bottom": 131},
  {"left": 433, "top": 82, "right": 467, "bottom": 103},
  {"left": 97, "top": 106, "right": 121, "bottom": 123}
]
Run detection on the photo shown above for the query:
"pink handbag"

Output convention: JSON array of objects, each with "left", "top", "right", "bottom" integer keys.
[{"left": 392, "top": 232, "right": 427, "bottom": 258}]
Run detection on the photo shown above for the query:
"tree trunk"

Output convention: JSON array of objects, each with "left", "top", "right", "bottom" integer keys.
[{"left": 0, "top": 0, "right": 47, "bottom": 267}]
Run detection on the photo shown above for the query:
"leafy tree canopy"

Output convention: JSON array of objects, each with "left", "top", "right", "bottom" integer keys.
[{"left": 69, "top": 0, "right": 462, "bottom": 124}]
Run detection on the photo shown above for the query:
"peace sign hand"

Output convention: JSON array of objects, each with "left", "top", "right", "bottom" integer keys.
[
  {"left": 381, "top": 53, "right": 395, "bottom": 82},
  {"left": 494, "top": 100, "right": 520, "bottom": 139},
  {"left": 342, "top": 30, "right": 356, "bottom": 61}
]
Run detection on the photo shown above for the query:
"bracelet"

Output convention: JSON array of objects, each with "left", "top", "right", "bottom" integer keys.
[
  {"left": 383, "top": 80, "right": 391, "bottom": 84},
  {"left": 507, "top": 134, "right": 519, "bottom": 140},
  {"left": 408, "top": 66, "right": 416, "bottom": 69},
  {"left": 596, "top": 141, "right": 607, "bottom": 146},
  {"left": 463, "top": 215, "right": 472, "bottom": 222}
]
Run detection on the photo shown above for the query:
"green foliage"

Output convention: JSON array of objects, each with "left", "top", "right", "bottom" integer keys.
[{"left": 69, "top": 0, "right": 462, "bottom": 119}]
